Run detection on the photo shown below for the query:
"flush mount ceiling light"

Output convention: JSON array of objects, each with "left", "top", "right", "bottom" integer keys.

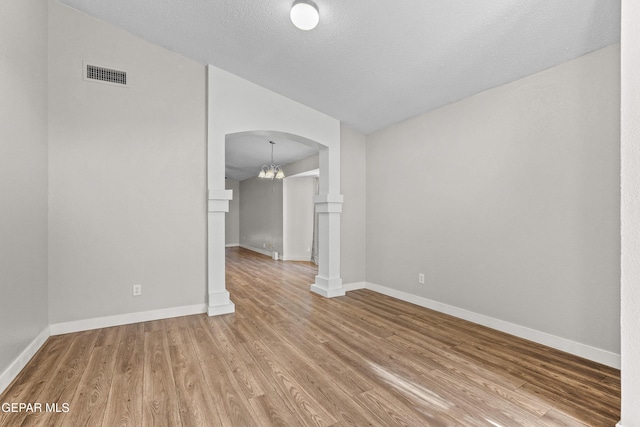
[
  {"left": 290, "top": 0, "right": 319, "bottom": 31},
  {"left": 258, "top": 141, "right": 286, "bottom": 180}
]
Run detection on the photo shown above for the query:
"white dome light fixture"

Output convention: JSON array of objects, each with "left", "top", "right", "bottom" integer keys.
[{"left": 290, "top": 0, "right": 319, "bottom": 31}]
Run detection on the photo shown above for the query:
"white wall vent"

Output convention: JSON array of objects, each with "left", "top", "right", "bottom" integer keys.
[{"left": 83, "top": 62, "right": 127, "bottom": 87}]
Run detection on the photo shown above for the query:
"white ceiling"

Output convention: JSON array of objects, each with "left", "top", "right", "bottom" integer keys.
[{"left": 56, "top": 0, "right": 620, "bottom": 173}]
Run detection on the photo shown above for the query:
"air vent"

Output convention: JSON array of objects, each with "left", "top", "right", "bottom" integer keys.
[{"left": 83, "top": 63, "right": 127, "bottom": 87}]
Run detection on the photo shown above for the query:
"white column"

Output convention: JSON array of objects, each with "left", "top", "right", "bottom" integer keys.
[
  {"left": 310, "top": 193, "right": 344, "bottom": 297},
  {"left": 621, "top": 1, "right": 640, "bottom": 425},
  {"left": 207, "top": 189, "right": 235, "bottom": 315}
]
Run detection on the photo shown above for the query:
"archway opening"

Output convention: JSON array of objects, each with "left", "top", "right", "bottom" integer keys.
[
  {"left": 207, "top": 129, "right": 344, "bottom": 316},
  {"left": 206, "top": 64, "right": 344, "bottom": 316},
  {"left": 224, "top": 130, "right": 320, "bottom": 263}
]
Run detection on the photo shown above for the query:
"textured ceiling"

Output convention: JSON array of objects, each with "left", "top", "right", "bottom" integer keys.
[{"left": 56, "top": 0, "right": 620, "bottom": 135}]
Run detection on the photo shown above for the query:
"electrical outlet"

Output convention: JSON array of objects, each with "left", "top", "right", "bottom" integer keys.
[
  {"left": 132, "top": 284, "right": 142, "bottom": 296},
  {"left": 418, "top": 273, "right": 425, "bottom": 284}
]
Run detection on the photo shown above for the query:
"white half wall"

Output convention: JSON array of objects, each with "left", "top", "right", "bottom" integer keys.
[
  {"left": 0, "top": 0, "right": 50, "bottom": 393},
  {"left": 620, "top": 1, "right": 640, "bottom": 424},
  {"left": 366, "top": 45, "right": 620, "bottom": 358},
  {"left": 48, "top": 1, "right": 207, "bottom": 324}
]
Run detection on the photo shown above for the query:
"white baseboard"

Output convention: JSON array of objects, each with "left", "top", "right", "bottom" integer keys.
[
  {"left": 357, "top": 282, "right": 621, "bottom": 369},
  {"left": 0, "top": 326, "right": 50, "bottom": 395},
  {"left": 616, "top": 421, "right": 622, "bottom": 427},
  {"left": 282, "top": 255, "right": 311, "bottom": 262},
  {"left": 50, "top": 304, "right": 207, "bottom": 336},
  {"left": 343, "top": 281, "right": 366, "bottom": 292},
  {"left": 239, "top": 244, "right": 274, "bottom": 257},
  {"left": 225, "top": 243, "right": 240, "bottom": 247},
  {"left": 310, "top": 284, "right": 346, "bottom": 298},
  {"left": 208, "top": 301, "right": 236, "bottom": 316}
]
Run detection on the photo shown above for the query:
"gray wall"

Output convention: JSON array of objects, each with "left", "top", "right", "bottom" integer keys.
[
  {"left": 225, "top": 178, "right": 240, "bottom": 246},
  {"left": 283, "top": 176, "right": 315, "bottom": 260},
  {"left": 238, "top": 154, "right": 319, "bottom": 257},
  {"left": 340, "top": 126, "right": 367, "bottom": 284},
  {"left": 48, "top": 1, "right": 207, "bottom": 323},
  {"left": 0, "top": 0, "right": 50, "bottom": 375},
  {"left": 239, "top": 177, "right": 284, "bottom": 255},
  {"left": 366, "top": 45, "right": 620, "bottom": 354}
]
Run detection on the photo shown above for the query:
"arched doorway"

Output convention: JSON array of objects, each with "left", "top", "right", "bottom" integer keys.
[{"left": 206, "top": 65, "right": 344, "bottom": 316}]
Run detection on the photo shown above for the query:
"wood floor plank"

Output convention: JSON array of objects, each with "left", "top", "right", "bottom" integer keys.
[
  {"left": 18, "top": 330, "right": 100, "bottom": 427},
  {"left": 249, "top": 393, "right": 305, "bottom": 427},
  {"left": 266, "top": 300, "right": 331, "bottom": 345},
  {"left": 102, "top": 323, "right": 144, "bottom": 427},
  {"left": 353, "top": 388, "right": 454, "bottom": 427},
  {"left": 539, "top": 409, "right": 590, "bottom": 427},
  {"left": 388, "top": 327, "right": 551, "bottom": 420},
  {"left": 143, "top": 319, "right": 165, "bottom": 334},
  {"left": 246, "top": 338, "right": 338, "bottom": 427},
  {"left": 95, "top": 325, "right": 125, "bottom": 348},
  {"left": 168, "top": 342, "right": 222, "bottom": 426},
  {"left": 426, "top": 368, "right": 546, "bottom": 427},
  {"left": 62, "top": 342, "right": 120, "bottom": 427},
  {"left": 113, "top": 323, "right": 145, "bottom": 376},
  {"left": 208, "top": 316, "right": 266, "bottom": 399},
  {"left": 259, "top": 318, "right": 376, "bottom": 396},
  {"left": 102, "top": 367, "right": 143, "bottom": 427},
  {"left": 142, "top": 329, "right": 181, "bottom": 427},
  {"left": 220, "top": 303, "right": 266, "bottom": 344},
  {"left": 0, "top": 247, "right": 621, "bottom": 426},
  {"left": 0, "top": 335, "right": 74, "bottom": 427},
  {"left": 318, "top": 317, "right": 441, "bottom": 384},
  {"left": 254, "top": 328, "right": 379, "bottom": 426},
  {"left": 183, "top": 314, "right": 223, "bottom": 361},
  {"left": 162, "top": 317, "right": 189, "bottom": 348},
  {"left": 452, "top": 342, "right": 620, "bottom": 423},
  {"left": 598, "top": 375, "right": 621, "bottom": 394},
  {"left": 517, "top": 382, "right": 616, "bottom": 427},
  {"left": 198, "top": 356, "right": 259, "bottom": 426}
]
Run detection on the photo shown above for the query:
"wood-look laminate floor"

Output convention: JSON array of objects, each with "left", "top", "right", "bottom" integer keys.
[{"left": 0, "top": 247, "right": 620, "bottom": 426}]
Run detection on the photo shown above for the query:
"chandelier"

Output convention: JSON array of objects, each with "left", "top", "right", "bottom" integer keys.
[{"left": 258, "top": 141, "right": 285, "bottom": 180}]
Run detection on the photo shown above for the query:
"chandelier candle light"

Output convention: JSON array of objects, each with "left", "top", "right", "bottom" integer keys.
[{"left": 258, "top": 141, "right": 285, "bottom": 180}]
